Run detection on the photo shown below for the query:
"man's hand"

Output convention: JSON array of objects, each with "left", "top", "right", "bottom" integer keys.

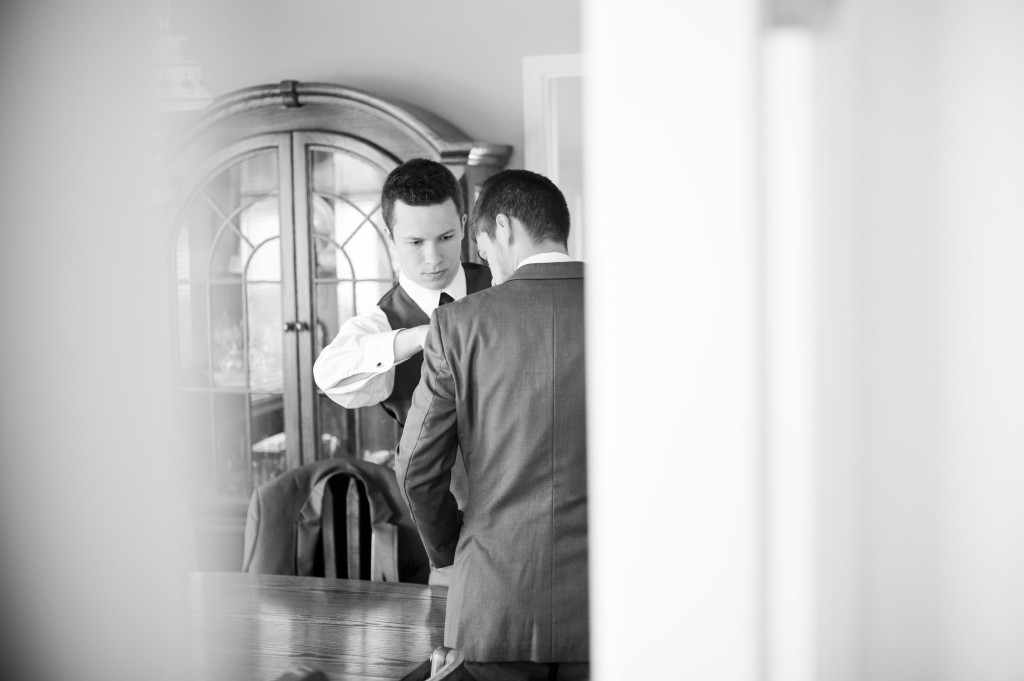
[
  {"left": 428, "top": 565, "right": 453, "bottom": 587},
  {"left": 393, "top": 324, "right": 430, "bottom": 363}
]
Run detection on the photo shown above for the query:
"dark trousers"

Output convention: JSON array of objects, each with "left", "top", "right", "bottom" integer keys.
[
  {"left": 399, "top": 657, "right": 589, "bottom": 681},
  {"left": 463, "top": 661, "right": 590, "bottom": 681}
]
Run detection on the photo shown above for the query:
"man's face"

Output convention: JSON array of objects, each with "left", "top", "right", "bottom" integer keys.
[
  {"left": 390, "top": 199, "right": 464, "bottom": 291},
  {"left": 475, "top": 229, "right": 515, "bottom": 285}
]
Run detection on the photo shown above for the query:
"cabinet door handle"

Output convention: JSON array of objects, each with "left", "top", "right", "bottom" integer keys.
[
  {"left": 295, "top": 321, "right": 310, "bottom": 332},
  {"left": 282, "top": 322, "right": 297, "bottom": 333}
]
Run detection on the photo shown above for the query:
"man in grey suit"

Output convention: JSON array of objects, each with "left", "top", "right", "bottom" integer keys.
[{"left": 396, "top": 169, "right": 588, "bottom": 681}]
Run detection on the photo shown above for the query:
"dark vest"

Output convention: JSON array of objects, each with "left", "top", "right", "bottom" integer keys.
[{"left": 378, "top": 262, "right": 491, "bottom": 427}]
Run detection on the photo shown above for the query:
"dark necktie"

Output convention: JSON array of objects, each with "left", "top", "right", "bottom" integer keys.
[{"left": 438, "top": 292, "right": 454, "bottom": 306}]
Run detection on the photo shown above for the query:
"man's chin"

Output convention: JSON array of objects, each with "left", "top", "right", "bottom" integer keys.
[{"left": 418, "top": 270, "right": 456, "bottom": 290}]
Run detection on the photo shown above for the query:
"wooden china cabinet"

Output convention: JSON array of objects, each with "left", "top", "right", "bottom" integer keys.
[{"left": 160, "top": 81, "right": 509, "bottom": 569}]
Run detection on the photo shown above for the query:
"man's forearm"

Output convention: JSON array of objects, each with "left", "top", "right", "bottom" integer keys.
[{"left": 402, "top": 476, "right": 462, "bottom": 568}]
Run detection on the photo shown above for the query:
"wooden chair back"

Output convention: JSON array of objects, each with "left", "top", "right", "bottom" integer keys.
[{"left": 322, "top": 472, "right": 403, "bottom": 581}]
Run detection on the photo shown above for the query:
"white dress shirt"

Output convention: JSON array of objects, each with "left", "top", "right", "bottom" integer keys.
[
  {"left": 515, "top": 251, "right": 576, "bottom": 268},
  {"left": 313, "top": 266, "right": 469, "bottom": 408}
]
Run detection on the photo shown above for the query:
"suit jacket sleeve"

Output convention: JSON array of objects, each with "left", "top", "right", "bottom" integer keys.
[{"left": 395, "top": 311, "right": 462, "bottom": 568}]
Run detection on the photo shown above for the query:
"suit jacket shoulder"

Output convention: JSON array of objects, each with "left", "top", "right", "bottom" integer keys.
[{"left": 437, "top": 261, "right": 583, "bottom": 321}]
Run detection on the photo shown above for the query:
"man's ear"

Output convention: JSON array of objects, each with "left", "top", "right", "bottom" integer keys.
[
  {"left": 495, "top": 213, "right": 513, "bottom": 247},
  {"left": 460, "top": 213, "right": 467, "bottom": 237}
]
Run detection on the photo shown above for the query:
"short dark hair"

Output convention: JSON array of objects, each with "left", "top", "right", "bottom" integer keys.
[
  {"left": 470, "top": 169, "right": 570, "bottom": 246},
  {"left": 381, "top": 158, "right": 464, "bottom": 235}
]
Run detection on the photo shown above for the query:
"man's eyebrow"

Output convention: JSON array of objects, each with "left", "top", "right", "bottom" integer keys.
[{"left": 407, "top": 230, "right": 455, "bottom": 239}]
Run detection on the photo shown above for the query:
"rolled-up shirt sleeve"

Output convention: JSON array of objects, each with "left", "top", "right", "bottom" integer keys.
[{"left": 313, "top": 306, "right": 405, "bottom": 408}]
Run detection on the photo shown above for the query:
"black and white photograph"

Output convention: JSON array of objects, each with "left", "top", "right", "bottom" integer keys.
[{"left": 1, "top": 1, "right": 1023, "bottom": 680}]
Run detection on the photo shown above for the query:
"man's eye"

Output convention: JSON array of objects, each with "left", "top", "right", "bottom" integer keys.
[{"left": 408, "top": 240, "right": 421, "bottom": 246}]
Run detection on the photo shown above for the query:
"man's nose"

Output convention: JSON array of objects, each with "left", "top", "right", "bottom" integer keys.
[{"left": 423, "top": 241, "right": 442, "bottom": 265}]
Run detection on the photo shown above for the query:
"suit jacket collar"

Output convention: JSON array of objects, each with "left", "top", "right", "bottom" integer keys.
[{"left": 507, "top": 261, "right": 584, "bottom": 282}]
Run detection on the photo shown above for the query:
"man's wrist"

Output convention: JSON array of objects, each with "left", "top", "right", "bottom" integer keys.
[
  {"left": 414, "top": 324, "right": 429, "bottom": 348},
  {"left": 394, "top": 325, "right": 430, "bottom": 361}
]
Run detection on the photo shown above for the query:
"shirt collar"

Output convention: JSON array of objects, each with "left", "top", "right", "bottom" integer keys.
[
  {"left": 399, "top": 265, "right": 467, "bottom": 317},
  {"left": 516, "top": 251, "right": 576, "bottom": 270}
]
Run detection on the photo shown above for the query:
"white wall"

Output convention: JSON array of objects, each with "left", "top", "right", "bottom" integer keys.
[
  {"left": 587, "top": 0, "right": 1024, "bottom": 679},
  {"left": 585, "top": 2, "right": 762, "bottom": 679},
  {"left": 172, "top": 0, "right": 581, "bottom": 169},
  {"left": 924, "top": 1, "right": 1024, "bottom": 678},
  {"left": 818, "top": 0, "right": 1024, "bottom": 679},
  {"left": 817, "top": 1, "right": 945, "bottom": 678},
  {"left": 1, "top": 3, "right": 184, "bottom": 680}
]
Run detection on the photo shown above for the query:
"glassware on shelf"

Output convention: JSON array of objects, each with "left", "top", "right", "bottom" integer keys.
[
  {"left": 251, "top": 432, "right": 286, "bottom": 488},
  {"left": 320, "top": 433, "right": 340, "bottom": 459},
  {"left": 213, "top": 310, "right": 245, "bottom": 386},
  {"left": 363, "top": 448, "right": 395, "bottom": 468}
]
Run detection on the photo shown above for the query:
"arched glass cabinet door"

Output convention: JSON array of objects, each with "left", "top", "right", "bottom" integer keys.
[
  {"left": 173, "top": 132, "right": 408, "bottom": 498},
  {"left": 173, "top": 134, "right": 297, "bottom": 497},
  {"left": 291, "top": 132, "right": 402, "bottom": 468},
  {"left": 163, "top": 83, "right": 509, "bottom": 526}
]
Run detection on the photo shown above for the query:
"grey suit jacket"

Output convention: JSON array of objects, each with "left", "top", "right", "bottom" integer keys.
[
  {"left": 396, "top": 261, "right": 588, "bottom": 663},
  {"left": 242, "top": 458, "right": 429, "bottom": 583}
]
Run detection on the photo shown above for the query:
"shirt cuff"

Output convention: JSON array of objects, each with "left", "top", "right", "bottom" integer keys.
[
  {"left": 330, "top": 328, "right": 401, "bottom": 393},
  {"left": 363, "top": 328, "right": 400, "bottom": 372}
]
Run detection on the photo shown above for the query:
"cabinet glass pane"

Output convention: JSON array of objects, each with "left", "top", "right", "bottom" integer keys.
[
  {"left": 313, "top": 275, "right": 399, "bottom": 461},
  {"left": 174, "top": 146, "right": 294, "bottom": 498},
  {"left": 315, "top": 279, "right": 353, "bottom": 350},
  {"left": 209, "top": 195, "right": 281, "bottom": 281},
  {"left": 345, "top": 221, "right": 395, "bottom": 280},
  {"left": 309, "top": 148, "right": 396, "bottom": 282},
  {"left": 355, "top": 280, "right": 394, "bottom": 318},
  {"left": 210, "top": 283, "right": 245, "bottom": 387},
  {"left": 359, "top": 404, "right": 402, "bottom": 457},
  {"left": 313, "top": 275, "right": 398, "bottom": 352},
  {"left": 250, "top": 393, "right": 286, "bottom": 488},
  {"left": 247, "top": 282, "right": 283, "bottom": 393},
  {"left": 214, "top": 393, "right": 248, "bottom": 496},
  {"left": 318, "top": 394, "right": 352, "bottom": 459},
  {"left": 177, "top": 151, "right": 279, "bottom": 284},
  {"left": 247, "top": 236, "right": 281, "bottom": 283},
  {"left": 317, "top": 395, "right": 400, "bottom": 463},
  {"left": 307, "top": 147, "right": 400, "bottom": 464}
]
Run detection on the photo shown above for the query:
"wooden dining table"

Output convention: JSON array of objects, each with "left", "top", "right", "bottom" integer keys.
[{"left": 188, "top": 572, "right": 447, "bottom": 681}]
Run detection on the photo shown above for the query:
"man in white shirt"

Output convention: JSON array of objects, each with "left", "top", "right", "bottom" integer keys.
[
  {"left": 312, "top": 158, "right": 490, "bottom": 524},
  {"left": 313, "top": 158, "right": 491, "bottom": 424}
]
